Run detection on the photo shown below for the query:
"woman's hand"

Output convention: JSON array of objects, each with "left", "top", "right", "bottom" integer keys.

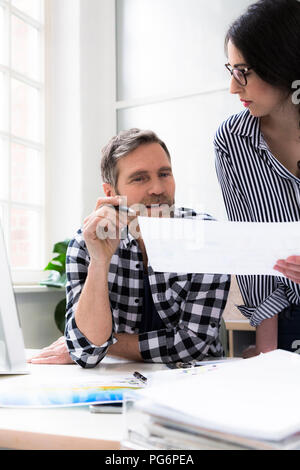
[
  {"left": 242, "top": 345, "right": 259, "bottom": 359},
  {"left": 273, "top": 256, "right": 300, "bottom": 284}
]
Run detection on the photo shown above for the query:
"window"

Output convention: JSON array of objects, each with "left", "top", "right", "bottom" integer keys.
[{"left": 0, "top": 0, "right": 45, "bottom": 280}]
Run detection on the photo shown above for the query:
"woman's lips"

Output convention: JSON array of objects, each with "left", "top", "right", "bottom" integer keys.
[{"left": 241, "top": 99, "right": 252, "bottom": 108}]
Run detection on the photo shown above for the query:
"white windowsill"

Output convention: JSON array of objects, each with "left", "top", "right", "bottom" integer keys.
[{"left": 13, "top": 285, "right": 65, "bottom": 294}]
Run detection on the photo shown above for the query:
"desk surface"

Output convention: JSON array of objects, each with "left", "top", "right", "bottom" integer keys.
[{"left": 0, "top": 351, "right": 167, "bottom": 450}]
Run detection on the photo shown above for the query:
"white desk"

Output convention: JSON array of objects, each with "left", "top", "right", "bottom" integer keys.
[{"left": 0, "top": 351, "right": 167, "bottom": 450}]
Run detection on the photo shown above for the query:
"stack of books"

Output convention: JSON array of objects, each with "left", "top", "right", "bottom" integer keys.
[{"left": 122, "top": 350, "right": 300, "bottom": 450}]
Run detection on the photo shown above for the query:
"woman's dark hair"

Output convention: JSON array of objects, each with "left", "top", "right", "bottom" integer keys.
[{"left": 225, "top": 0, "right": 300, "bottom": 125}]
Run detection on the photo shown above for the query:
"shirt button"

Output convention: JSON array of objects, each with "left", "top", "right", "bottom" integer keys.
[
  {"left": 136, "top": 264, "right": 140, "bottom": 269},
  {"left": 134, "top": 299, "right": 139, "bottom": 304},
  {"left": 210, "top": 322, "right": 216, "bottom": 328}
]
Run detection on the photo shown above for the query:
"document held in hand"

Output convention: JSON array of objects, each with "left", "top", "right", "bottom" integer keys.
[{"left": 138, "top": 218, "right": 300, "bottom": 275}]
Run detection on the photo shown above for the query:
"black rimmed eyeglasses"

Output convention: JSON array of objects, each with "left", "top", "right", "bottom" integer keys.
[{"left": 225, "top": 63, "right": 253, "bottom": 86}]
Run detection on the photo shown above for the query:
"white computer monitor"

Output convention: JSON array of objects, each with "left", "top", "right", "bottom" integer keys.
[{"left": 0, "top": 222, "right": 28, "bottom": 374}]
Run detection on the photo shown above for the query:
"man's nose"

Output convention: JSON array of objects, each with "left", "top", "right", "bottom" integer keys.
[{"left": 148, "top": 178, "right": 164, "bottom": 195}]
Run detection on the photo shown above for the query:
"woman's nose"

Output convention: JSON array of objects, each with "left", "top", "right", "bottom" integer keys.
[{"left": 229, "top": 75, "right": 242, "bottom": 95}]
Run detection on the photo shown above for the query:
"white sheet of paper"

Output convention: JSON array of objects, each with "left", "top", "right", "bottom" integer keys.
[{"left": 138, "top": 218, "right": 300, "bottom": 275}]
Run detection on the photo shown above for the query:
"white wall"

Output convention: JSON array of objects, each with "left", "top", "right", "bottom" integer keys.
[
  {"left": 80, "top": 0, "right": 116, "bottom": 218},
  {"left": 45, "top": 0, "right": 82, "bottom": 256},
  {"left": 45, "top": 0, "right": 116, "bottom": 255},
  {"left": 16, "top": 288, "right": 65, "bottom": 348},
  {"left": 116, "top": 0, "right": 253, "bottom": 219}
]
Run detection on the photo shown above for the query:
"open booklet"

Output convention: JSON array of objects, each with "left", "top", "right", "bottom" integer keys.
[
  {"left": 0, "top": 356, "right": 236, "bottom": 409},
  {"left": 0, "top": 375, "right": 143, "bottom": 408}
]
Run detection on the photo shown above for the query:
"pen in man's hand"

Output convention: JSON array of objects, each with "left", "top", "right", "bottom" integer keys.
[
  {"left": 115, "top": 205, "right": 136, "bottom": 216},
  {"left": 96, "top": 204, "right": 135, "bottom": 240}
]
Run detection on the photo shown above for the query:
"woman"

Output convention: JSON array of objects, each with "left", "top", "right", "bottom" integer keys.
[{"left": 214, "top": 0, "right": 300, "bottom": 357}]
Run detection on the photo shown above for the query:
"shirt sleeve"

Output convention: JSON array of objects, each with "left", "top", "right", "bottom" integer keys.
[
  {"left": 64, "top": 231, "right": 116, "bottom": 368},
  {"left": 138, "top": 272, "right": 231, "bottom": 363},
  {"left": 214, "top": 141, "right": 290, "bottom": 327}
]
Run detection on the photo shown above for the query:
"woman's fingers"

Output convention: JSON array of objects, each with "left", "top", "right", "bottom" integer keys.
[{"left": 274, "top": 256, "right": 300, "bottom": 284}]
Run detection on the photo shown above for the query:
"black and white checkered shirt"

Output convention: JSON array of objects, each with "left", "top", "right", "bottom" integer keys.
[{"left": 65, "top": 208, "right": 230, "bottom": 368}]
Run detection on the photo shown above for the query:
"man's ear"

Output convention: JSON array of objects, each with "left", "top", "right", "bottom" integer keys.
[{"left": 102, "top": 182, "right": 117, "bottom": 197}]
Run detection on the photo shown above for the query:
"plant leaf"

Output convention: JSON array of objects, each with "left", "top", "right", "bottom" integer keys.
[
  {"left": 44, "top": 261, "right": 64, "bottom": 275},
  {"left": 53, "top": 240, "right": 71, "bottom": 255},
  {"left": 52, "top": 254, "right": 66, "bottom": 265}
]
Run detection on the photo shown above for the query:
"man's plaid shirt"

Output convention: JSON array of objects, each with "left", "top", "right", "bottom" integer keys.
[{"left": 65, "top": 208, "right": 231, "bottom": 368}]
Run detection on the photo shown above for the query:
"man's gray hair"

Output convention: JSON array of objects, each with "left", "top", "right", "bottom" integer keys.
[{"left": 100, "top": 128, "right": 171, "bottom": 188}]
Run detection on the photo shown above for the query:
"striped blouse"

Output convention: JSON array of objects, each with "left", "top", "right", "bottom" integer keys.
[{"left": 214, "top": 109, "right": 300, "bottom": 327}]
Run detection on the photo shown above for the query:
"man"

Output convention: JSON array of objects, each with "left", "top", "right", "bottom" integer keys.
[{"left": 29, "top": 129, "right": 230, "bottom": 367}]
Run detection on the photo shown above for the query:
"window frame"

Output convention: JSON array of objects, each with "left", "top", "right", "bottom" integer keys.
[{"left": 0, "top": 0, "right": 46, "bottom": 284}]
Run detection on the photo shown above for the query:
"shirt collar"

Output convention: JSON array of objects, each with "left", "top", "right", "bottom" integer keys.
[
  {"left": 120, "top": 229, "right": 137, "bottom": 249},
  {"left": 230, "top": 109, "right": 261, "bottom": 149},
  {"left": 231, "top": 110, "right": 300, "bottom": 181}
]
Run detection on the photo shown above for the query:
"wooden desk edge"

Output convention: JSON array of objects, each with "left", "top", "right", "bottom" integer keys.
[
  {"left": 0, "top": 428, "right": 120, "bottom": 450},
  {"left": 225, "top": 320, "right": 256, "bottom": 331}
]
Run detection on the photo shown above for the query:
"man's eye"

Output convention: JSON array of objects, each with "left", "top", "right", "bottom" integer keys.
[
  {"left": 132, "top": 176, "right": 144, "bottom": 182},
  {"left": 160, "top": 172, "right": 171, "bottom": 177}
]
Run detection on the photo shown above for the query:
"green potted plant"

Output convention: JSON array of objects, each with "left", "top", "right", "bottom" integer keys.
[{"left": 40, "top": 239, "right": 71, "bottom": 333}]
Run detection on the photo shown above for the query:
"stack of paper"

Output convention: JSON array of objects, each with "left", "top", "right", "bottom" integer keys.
[{"left": 122, "top": 350, "right": 300, "bottom": 450}]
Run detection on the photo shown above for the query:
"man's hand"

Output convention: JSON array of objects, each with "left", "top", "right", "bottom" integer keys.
[
  {"left": 73, "top": 196, "right": 131, "bottom": 348},
  {"left": 273, "top": 256, "right": 300, "bottom": 284},
  {"left": 27, "top": 336, "right": 74, "bottom": 364},
  {"left": 83, "top": 196, "right": 129, "bottom": 268}
]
